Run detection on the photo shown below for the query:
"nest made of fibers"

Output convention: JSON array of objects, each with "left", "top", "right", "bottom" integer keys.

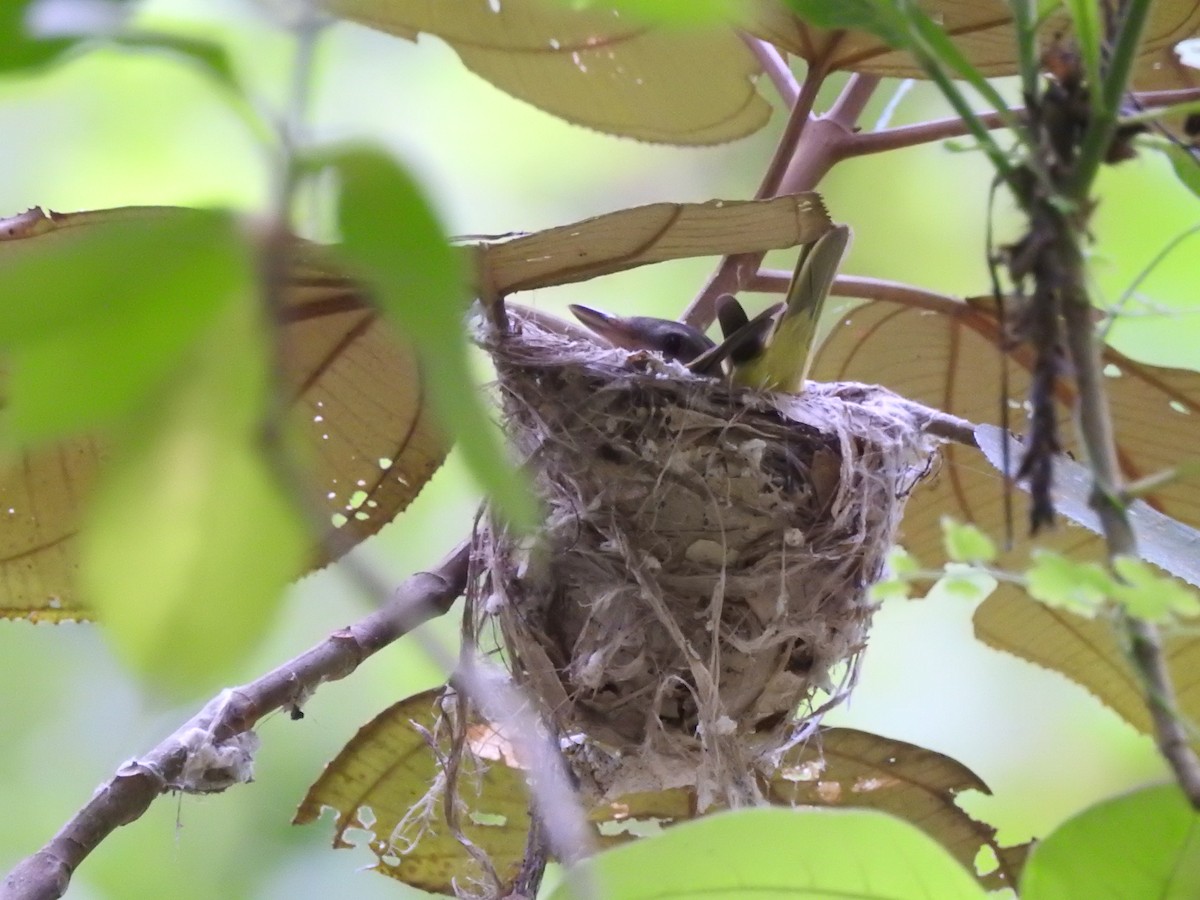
[{"left": 473, "top": 308, "right": 936, "bottom": 809}]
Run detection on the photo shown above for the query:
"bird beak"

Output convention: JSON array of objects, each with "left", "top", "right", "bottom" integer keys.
[{"left": 568, "top": 304, "right": 642, "bottom": 351}]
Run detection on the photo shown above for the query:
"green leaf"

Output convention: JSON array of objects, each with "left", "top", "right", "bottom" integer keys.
[
  {"left": 887, "top": 546, "right": 921, "bottom": 577},
  {"left": 1111, "top": 556, "right": 1200, "bottom": 622},
  {"left": 312, "top": 145, "right": 537, "bottom": 531},
  {"left": 565, "top": 0, "right": 743, "bottom": 27},
  {"left": 1025, "top": 550, "right": 1112, "bottom": 617},
  {"left": 783, "top": 0, "right": 907, "bottom": 46},
  {"left": 0, "top": 1, "right": 73, "bottom": 73},
  {"left": 550, "top": 807, "right": 985, "bottom": 899},
  {"left": 870, "top": 577, "right": 910, "bottom": 601},
  {"left": 0, "top": 208, "right": 249, "bottom": 442},
  {"left": 79, "top": 295, "right": 308, "bottom": 695},
  {"left": 1062, "top": 0, "right": 1103, "bottom": 109},
  {"left": 1022, "top": 784, "right": 1200, "bottom": 899},
  {"left": 1158, "top": 140, "right": 1200, "bottom": 199},
  {"left": 940, "top": 572, "right": 988, "bottom": 602},
  {"left": 940, "top": 517, "right": 997, "bottom": 564}
]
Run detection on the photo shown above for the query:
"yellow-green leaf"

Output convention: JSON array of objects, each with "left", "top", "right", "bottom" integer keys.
[
  {"left": 1021, "top": 784, "right": 1200, "bottom": 899},
  {"left": 551, "top": 807, "right": 987, "bottom": 899}
]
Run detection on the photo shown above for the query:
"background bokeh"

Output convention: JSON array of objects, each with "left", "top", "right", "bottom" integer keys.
[{"left": 1, "top": 1, "right": 1196, "bottom": 897}]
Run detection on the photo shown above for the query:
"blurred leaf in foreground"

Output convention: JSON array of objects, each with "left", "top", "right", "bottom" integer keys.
[
  {"left": 79, "top": 292, "right": 308, "bottom": 695},
  {"left": 551, "top": 807, "right": 985, "bottom": 900},
  {"left": 314, "top": 145, "right": 538, "bottom": 531},
  {"left": 0, "top": 206, "right": 248, "bottom": 444}
]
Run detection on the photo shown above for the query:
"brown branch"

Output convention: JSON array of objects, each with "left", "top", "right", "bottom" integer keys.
[
  {"left": 749, "top": 269, "right": 967, "bottom": 314},
  {"left": 1062, "top": 294, "right": 1200, "bottom": 805},
  {"left": 0, "top": 542, "right": 472, "bottom": 900},
  {"left": 682, "top": 70, "right": 880, "bottom": 328},
  {"left": 843, "top": 109, "right": 1012, "bottom": 157}
]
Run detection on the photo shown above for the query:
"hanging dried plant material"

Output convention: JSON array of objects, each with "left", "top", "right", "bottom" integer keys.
[
  {"left": 472, "top": 309, "right": 937, "bottom": 809},
  {"left": 477, "top": 194, "right": 831, "bottom": 297},
  {"left": 742, "top": 0, "right": 1199, "bottom": 93},
  {"left": 323, "top": 0, "right": 769, "bottom": 145}
]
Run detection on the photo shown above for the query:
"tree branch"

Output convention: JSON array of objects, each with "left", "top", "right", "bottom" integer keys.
[
  {"left": 0, "top": 542, "right": 472, "bottom": 900},
  {"left": 739, "top": 34, "right": 798, "bottom": 107},
  {"left": 844, "top": 109, "right": 1011, "bottom": 157},
  {"left": 682, "top": 69, "right": 880, "bottom": 329}
]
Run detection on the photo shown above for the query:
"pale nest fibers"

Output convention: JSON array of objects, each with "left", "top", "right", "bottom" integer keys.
[{"left": 471, "top": 309, "right": 937, "bottom": 808}]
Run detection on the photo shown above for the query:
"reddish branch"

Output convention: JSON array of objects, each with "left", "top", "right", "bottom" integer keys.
[{"left": 0, "top": 542, "right": 471, "bottom": 900}]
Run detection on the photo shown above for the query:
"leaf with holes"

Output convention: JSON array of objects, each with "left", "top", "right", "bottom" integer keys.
[
  {"left": 320, "top": 0, "right": 770, "bottom": 145},
  {"left": 764, "top": 727, "right": 1027, "bottom": 892},
  {"left": 294, "top": 688, "right": 532, "bottom": 893},
  {"left": 0, "top": 206, "right": 447, "bottom": 620},
  {"left": 748, "top": 0, "right": 1199, "bottom": 93}
]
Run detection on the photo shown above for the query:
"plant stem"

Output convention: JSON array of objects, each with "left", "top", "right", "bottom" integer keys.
[{"left": 740, "top": 33, "right": 799, "bottom": 107}]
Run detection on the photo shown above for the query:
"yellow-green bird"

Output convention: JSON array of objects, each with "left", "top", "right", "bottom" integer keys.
[{"left": 728, "top": 224, "right": 851, "bottom": 393}]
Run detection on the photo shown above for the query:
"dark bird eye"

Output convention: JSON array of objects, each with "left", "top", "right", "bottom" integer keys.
[{"left": 660, "top": 333, "right": 684, "bottom": 359}]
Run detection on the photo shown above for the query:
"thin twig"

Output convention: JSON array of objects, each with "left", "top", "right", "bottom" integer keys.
[
  {"left": 844, "top": 109, "right": 1012, "bottom": 156},
  {"left": 749, "top": 269, "right": 965, "bottom": 313},
  {"left": 0, "top": 543, "right": 472, "bottom": 900},
  {"left": 738, "top": 34, "right": 798, "bottom": 108}
]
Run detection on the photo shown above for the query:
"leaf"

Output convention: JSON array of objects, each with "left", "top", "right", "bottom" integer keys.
[
  {"left": 810, "top": 297, "right": 1200, "bottom": 733},
  {"left": 765, "top": 727, "right": 1026, "bottom": 892},
  {"left": 0, "top": 206, "right": 248, "bottom": 441},
  {"left": 321, "top": 0, "right": 770, "bottom": 145},
  {"left": 79, "top": 295, "right": 308, "bottom": 694},
  {"left": 743, "top": 0, "right": 1200, "bottom": 93},
  {"left": 294, "top": 688, "right": 532, "bottom": 893},
  {"left": 478, "top": 194, "right": 831, "bottom": 296},
  {"left": 315, "top": 145, "right": 537, "bottom": 531},
  {"left": 1153, "top": 138, "right": 1200, "bottom": 200},
  {"left": 549, "top": 807, "right": 987, "bottom": 899},
  {"left": 1025, "top": 551, "right": 1112, "bottom": 617},
  {"left": 1110, "top": 556, "right": 1200, "bottom": 621},
  {"left": 941, "top": 517, "right": 997, "bottom": 564},
  {"left": 1021, "top": 784, "right": 1200, "bottom": 899},
  {"left": 0, "top": 207, "right": 448, "bottom": 621},
  {"left": 0, "top": 1, "right": 73, "bottom": 73}
]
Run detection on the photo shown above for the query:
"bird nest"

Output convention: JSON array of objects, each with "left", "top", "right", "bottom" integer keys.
[{"left": 470, "top": 309, "right": 937, "bottom": 809}]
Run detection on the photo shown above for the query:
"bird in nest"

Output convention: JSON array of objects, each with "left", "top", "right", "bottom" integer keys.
[{"left": 570, "top": 225, "right": 850, "bottom": 394}]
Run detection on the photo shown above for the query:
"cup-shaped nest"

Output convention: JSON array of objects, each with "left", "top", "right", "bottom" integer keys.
[{"left": 474, "top": 311, "right": 936, "bottom": 807}]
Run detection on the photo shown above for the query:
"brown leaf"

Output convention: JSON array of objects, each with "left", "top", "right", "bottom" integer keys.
[
  {"left": 322, "top": 0, "right": 771, "bottom": 145},
  {"left": 478, "top": 194, "right": 831, "bottom": 296},
  {"left": 742, "top": 0, "right": 1199, "bottom": 93},
  {"left": 810, "top": 297, "right": 1200, "bottom": 735},
  {"left": 0, "top": 207, "right": 446, "bottom": 621},
  {"left": 764, "top": 727, "right": 1025, "bottom": 892},
  {"left": 294, "top": 688, "right": 531, "bottom": 893}
]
